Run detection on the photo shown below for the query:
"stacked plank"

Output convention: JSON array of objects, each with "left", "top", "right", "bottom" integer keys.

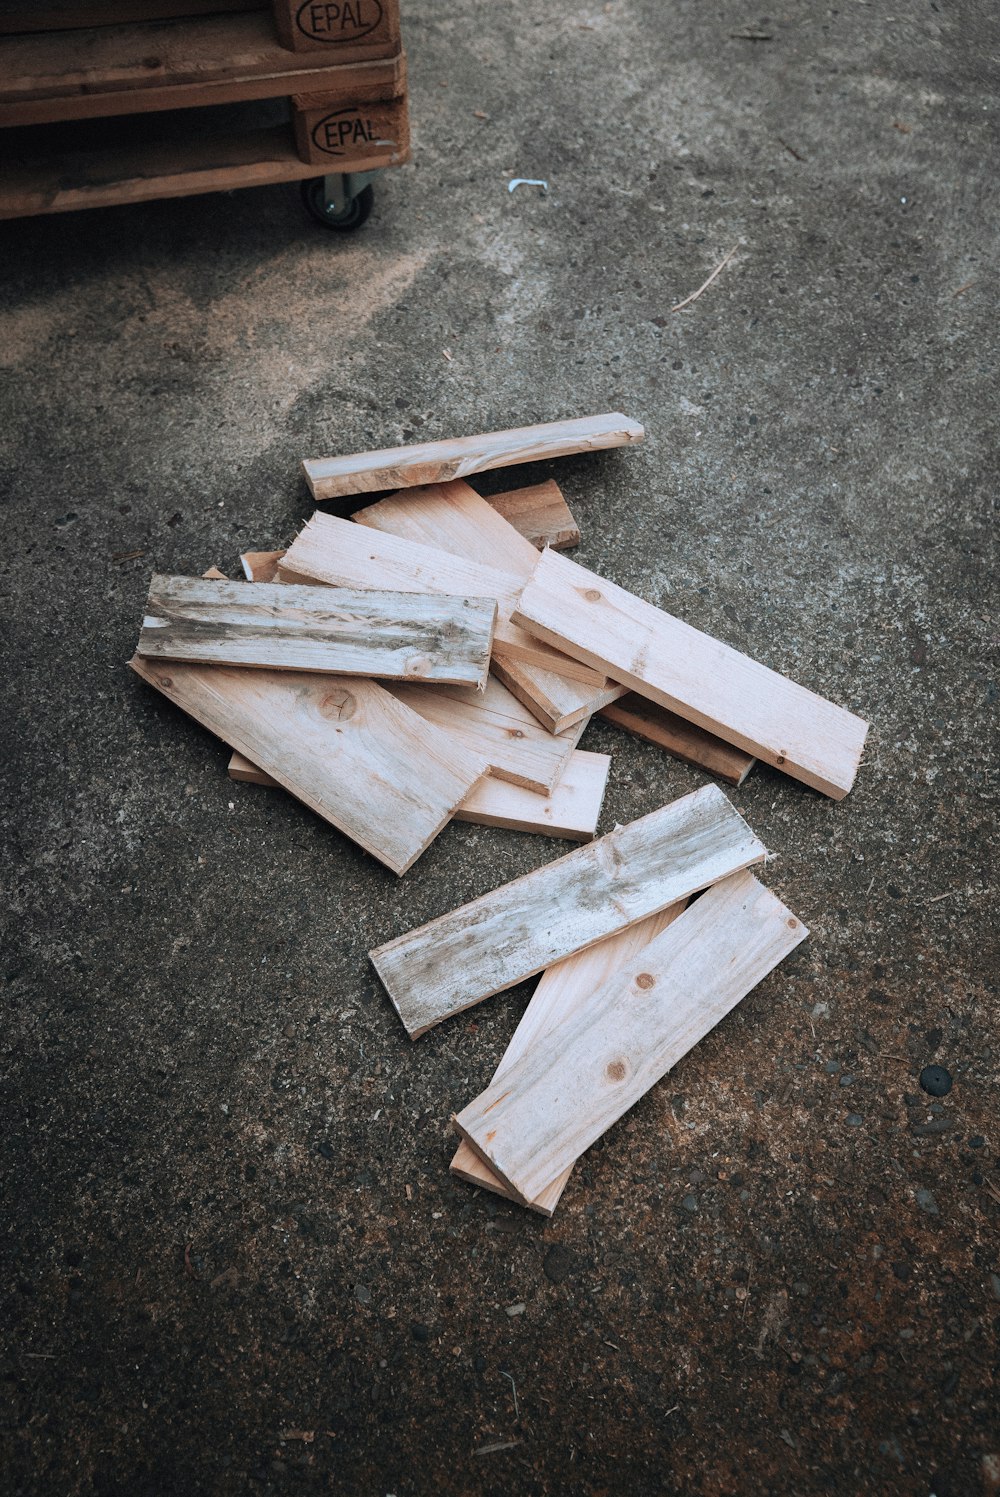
[
  {"left": 0, "top": 0, "right": 407, "bottom": 218},
  {"left": 129, "top": 410, "right": 870, "bottom": 1211}
]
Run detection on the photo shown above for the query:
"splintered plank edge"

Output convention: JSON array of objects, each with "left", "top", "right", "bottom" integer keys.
[{"left": 368, "top": 782, "right": 767, "bottom": 1037}]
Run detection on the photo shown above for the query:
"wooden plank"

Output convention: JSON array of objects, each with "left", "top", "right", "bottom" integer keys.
[
  {"left": 513, "top": 549, "right": 869, "bottom": 800},
  {"left": 388, "top": 677, "right": 584, "bottom": 796},
  {"left": 240, "top": 549, "right": 285, "bottom": 583},
  {"left": 280, "top": 511, "right": 600, "bottom": 684},
  {"left": 453, "top": 871, "right": 808, "bottom": 1208},
  {"left": 272, "top": 0, "right": 400, "bottom": 55},
  {"left": 0, "top": 1, "right": 260, "bottom": 32},
  {"left": 0, "top": 18, "right": 406, "bottom": 127},
  {"left": 369, "top": 783, "right": 767, "bottom": 1037},
  {"left": 230, "top": 746, "right": 610, "bottom": 841},
  {"left": 129, "top": 656, "right": 488, "bottom": 876},
  {"left": 600, "top": 693, "right": 756, "bottom": 786},
  {"left": 483, "top": 479, "right": 580, "bottom": 551},
  {"left": 302, "top": 412, "right": 645, "bottom": 501},
  {"left": 351, "top": 480, "right": 624, "bottom": 724},
  {"left": 136, "top": 574, "right": 495, "bottom": 687},
  {"left": 291, "top": 90, "right": 407, "bottom": 168},
  {"left": 450, "top": 903, "right": 686, "bottom": 1213}
]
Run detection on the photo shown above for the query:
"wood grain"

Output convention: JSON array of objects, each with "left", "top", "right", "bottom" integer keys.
[
  {"left": 230, "top": 746, "right": 610, "bottom": 841},
  {"left": 129, "top": 656, "right": 488, "bottom": 876},
  {"left": 0, "top": 1, "right": 259, "bottom": 32},
  {"left": 453, "top": 871, "right": 808, "bottom": 1208},
  {"left": 450, "top": 903, "right": 686, "bottom": 1213},
  {"left": 136, "top": 574, "right": 495, "bottom": 687},
  {"left": 513, "top": 548, "right": 869, "bottom": 799},
  {"left": 600, "top": 693, "right": 756, "bottom": 786},
  {"left": 281, "top": 511, "right": 598, "bottom": 683},
  {"left": 492, "top": 655, "right": 625, "bottom": 734},
  {"left": 303, "top": 413, "right": 645, "bottom": 500},
  {"left": 0, "top": 15, "right": 405, "bottom": 126},
  {"left": 483, "top": 479, "right": 580, "bottom": 551},
  {"left": 369, "top": 783, "right": 767, "bottom": 1037}
]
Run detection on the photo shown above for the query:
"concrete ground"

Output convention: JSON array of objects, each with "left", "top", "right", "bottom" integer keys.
[{"left": 2, "top": 2, "right": 998, "bottom": 1493}]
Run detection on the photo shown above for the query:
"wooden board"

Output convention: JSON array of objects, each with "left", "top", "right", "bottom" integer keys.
[
  {"left": 600, "top": 693, "right": 756, "bottom": 786},
  {"left": 0, "top": 16, "right": 405, "bottom": 127},
  {"left": 240, "top": 550, "right": 286, "bottom": 583},
  {"left": 453, "top": 871, "right": 808, "bottom": 1208},
  {"left": 302, "top": 413, "right": 645, "bottom": 501},
  {"left": 230, "top": 747, "right": 610, "bottom": 841},
  {"left": 280, "top": 511, "right": 598, "bottom": 684},
  {"left": 136, "top": 574, "right": 495, "bottom": 687},
  {"left": 483, "top": 479, "right": 580, "bottom": 551},
  {"left": 0, "top": 1, "right": 260, "bottom": 32},
  {"left": 450, "top": 903, "right": 686, "bottom": 1213},
  {"left": 369, "top": 783, "right": 767, "bottom": 1037},
  {"left": 129, "top": 655, "right": 488, "bottom": 876},
  {"left": 351, "top": 480, "right": 623, "bottom": 724},
  {"left": 513, "top": 549, "right": 870, "bottom": 800},
  {"left": 387, "top": 677, "right": 584, "bottom": 796}
]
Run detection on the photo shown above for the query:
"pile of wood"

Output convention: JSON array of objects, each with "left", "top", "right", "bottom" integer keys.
[{"left": 129, "top": 411, "right": 870, "bottom": 1213}]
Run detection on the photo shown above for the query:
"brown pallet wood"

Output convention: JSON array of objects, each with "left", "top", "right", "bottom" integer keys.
[
  {"left": 0, "top": 12, "right": 404, "bottom": 127},
  {"left": 291, "top": 85, "right": 407, "bottom": 167},
  {"left": 272, "top": 0, "right": 400, "bottom": 55},
  {"left": 0, "top": 2, "right": 262, "bottom": 33}
]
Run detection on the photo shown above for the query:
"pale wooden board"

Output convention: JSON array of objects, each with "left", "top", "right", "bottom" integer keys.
[
  {"left": 302, "top": 412, "right": 645, "bottom": 500},
  {"left": 129, "top": 656, "right": 488, "bottom": 877},
  {"left": 387, "top": 677, "right": 584, "bottom": 795},
  {"left": 351, "top": 480, "right": 623, "bottom": 724},
  {"left": 483, "top": 479, "right": 580, "bottom": 551},
  {"left": 369, "top": 783, "right": 767, "bottom": 1037},
  {"left": 280, "top": 511, "right": 595, "bottom": 683},
  {"left": 229, "top": 747, "right": 610, "bottom": 841},
  {"left": 453, "top": 871, "right": 808, "bottom": 1207},
  {"left": 600, "top": 693, "right": 756, "bottom": 786},
  {"left": 136, "top": 574, "right": 495, "bottom": 688},
  {"left": 450, "top": 902, "right": 686, "bottom": 1213},
  {"left": 513, "top": 549, "right": 870, "bottom": 800},
  {"left": 240, "top": 550, "right": 285, "bottom": 583}
]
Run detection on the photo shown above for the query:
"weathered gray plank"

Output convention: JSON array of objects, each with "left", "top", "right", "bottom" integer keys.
[
  {"left": 368, "top": 783, "right": 767, "bottom": 1037},
  {"left": 453, "top": 871, "right": 808, "bottom": 1208},
  {"left": 137, "top": 574, "right": 496, "bottom": 688}
]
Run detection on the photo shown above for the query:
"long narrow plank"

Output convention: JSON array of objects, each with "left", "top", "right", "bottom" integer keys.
[
  {"left": 303, "top": 413, "right": 645, "bottom": 500},
  {"left": 128, "top": 656, "right": 488, "bottom": 877},
  {"left": 513, "top": 548, "right": 869, "bottom": 799},
  {"left": 136, "top": 574, "right": 496, "bottom": 687},
  {"left": 229, "top": 747, "right": 610, "bottom": 841},
  {"left": 0, "top": 2, "right": 259, "bottom": 31},
  {"left": 388, "top": 677, "right": 584, "bottom": 795},
  {"left": 450, "top": 903, "right": 686, "bottom": 1213},
  {"left": 369, "top": 783, "right": 767, "bottom": 1038},
  {"left": 352, "top": 480, "right": 624, "bottom": 725},
  {"left": 483, "top": 479, "right": 580, "bottom": 552},
  {"left": 454, "top": 871, "right": 808, "bottom": 1207},
  {"left": 280, "top": 512, "right": 598, "bottom": 684},
  {"left": 600, "top": 693, "right": 756, "bottom": 786}
]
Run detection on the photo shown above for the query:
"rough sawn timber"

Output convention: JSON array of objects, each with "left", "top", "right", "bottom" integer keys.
[
  {"left": 128, "top": 655, "right": 488, "bottom": 877},
  {"left": 302, "top": 412, "right": 645, "bottom": 500},
  {"left": 368, "top": 782, "right": 767, "bottom": 1037},
  {"left": 600, "top": 693, "right": 756, "bottom": 785},
  {"left": 513, "top": 548, "right": 869, "bottom": 799},
  {"left": 450, "top": 902, "right": 687, "bottom": 1213},
  {"left": 482, "top": 479, "right": 580, "bottom": 551},
  {"left": 453, "top": 870, "right": 808, "bottom": 1208}
]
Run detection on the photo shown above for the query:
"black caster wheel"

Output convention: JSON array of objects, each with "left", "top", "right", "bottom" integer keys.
[{"left": 300, "top": 178, "right": 375, "bottom": 231}]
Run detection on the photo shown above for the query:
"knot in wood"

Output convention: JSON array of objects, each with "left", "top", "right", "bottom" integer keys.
[
  {"left": 584, "top": 588, "right": 602, "bottom": 602},
  {"left": 635, "top": 972, "right": 656, "bottom": 990},
  {"left": 319, "top": 688, "right": 357, "bottom": 721},
  {"left": 606, "top": 1059, "right": 627, "bottom": 1083}
]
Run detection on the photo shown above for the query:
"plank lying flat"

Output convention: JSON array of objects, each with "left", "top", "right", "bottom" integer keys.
[
  {"left": 303, "top": 413, "right": 645, "bottom": 500},
  {"left": 0, "top": 1, "right": 258, "bottom": 31},
  {"left": 351, "top": 480, "right": 623, "bottom": 724},
  {"left": 388, "top": 677, "right": 584, "bottom": 795},
  {"left": 280, "top": 511, "right": 596, "bottom": 683},
  {"left": 230, "top": 747, "right": 609, "bottom": 841},
  {"left": 454, "top": 871, "right": 808, "bottom": 1207},
  {"left": 240, "top": 550, "right": 285, "bottom": 583},
  {"left": 369, "top": 783, "right": 767, "bottom": 1037},
  {"left": 129, "top": 656, "right": 488, "bottom": 877},
  {"left": 136, "top": 574, "right": 495, "bottom": 688},
  {"left": 513, "top": 549, "right": 869, "bottom": 799},
  {"left": 450, "top": 902, "right": 686, "bottom": 1213},
  {"left": 483, "top": 479, "right": 580, "bottom": 552},
  {"left": 0, "top": 15, "right": 405, "bottom": 126},
  {"left": 601, "top": 693, "right": 756, "bottom": 786}
]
